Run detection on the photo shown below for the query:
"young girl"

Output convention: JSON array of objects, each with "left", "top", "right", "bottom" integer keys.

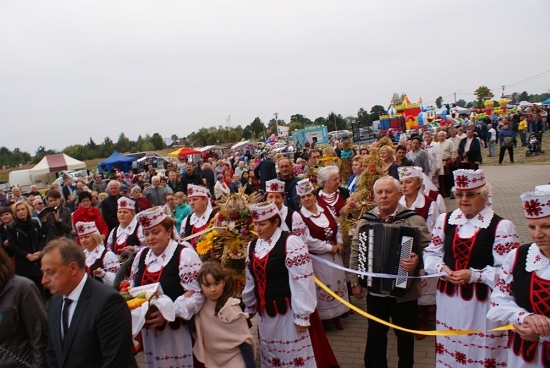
[
  {"left": 193, "top": 262, "right": 256, "bottom": 368},
  {"left": 173, "top": 191, "right": 192, "bottom": 233}
]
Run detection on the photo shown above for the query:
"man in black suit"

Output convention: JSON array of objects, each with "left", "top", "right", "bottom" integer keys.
[
  {"left": 41, "top": 238, "right": 137, "bottom": 368},
  {"left": 457, "top": 127, "right": 482, "bottom": 169},
  {"left": 254, "top": 153, "right": 277, "bottom": 191}
]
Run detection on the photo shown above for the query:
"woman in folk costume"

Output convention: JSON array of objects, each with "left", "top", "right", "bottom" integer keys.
[
  {"left": 316, "top": 166, "right": 350, "bottom": 217},
  {"left": 76, "top": 221, "right": 119, "bottom": 286},
  {"left": 179, "top": 184, "right": 216, "bottom": 247},
  {"left": 398, "top": 166, "right": 441, "bottom": 339},
  {"left": 106, "top": 197, "right": 145, "bottom": 254},
  {"left": 264, "top": 178, "right": 309, "bottom": 241},
  {"left": 242, "top": 202, "right": 339, "bottom": 368},
  {"left": 398, "top": 166, "right": 441, "bottom": 234},
  {"left": 487, "top": 191, "right": 550, "bottom": 367},
  {"left": 423, "top": 169, "right": 520, "bottom": 367},
  {"left": 296, "top": 178, "right": 349, "bottom": 330},
  {"left": 129, "top": 207, "right": 204, "bottom": 368}
]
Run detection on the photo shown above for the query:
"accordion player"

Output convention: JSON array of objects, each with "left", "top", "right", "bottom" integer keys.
[{"left": 356, "top": 220, "right": 422, "bottom": 298}]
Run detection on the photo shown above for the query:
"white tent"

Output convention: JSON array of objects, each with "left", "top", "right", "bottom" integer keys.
[
  {"left": 435, "top": 106, "right": 471, "bottom": 116},
  {"left": 518, "top": 101, "right": 533, "bottom": 107},
  {"left": 231, "top": 140, "right": 250, "bottom": 149},
  {"left": 29, "top": 153, "right": 86, "bottom": 175}
]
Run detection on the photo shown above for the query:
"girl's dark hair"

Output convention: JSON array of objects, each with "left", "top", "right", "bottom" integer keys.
[{"left": 197, "top": 261, "right": 235, "bottom": 315}]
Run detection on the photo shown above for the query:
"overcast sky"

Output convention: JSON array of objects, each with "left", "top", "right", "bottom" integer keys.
[{"left": 1, "top": 0, "right": 549, "bottom": 154}]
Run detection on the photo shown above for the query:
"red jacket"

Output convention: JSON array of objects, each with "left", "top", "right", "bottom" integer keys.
[{"left": 72, "top": 206, "right": 109, "bottom": 244}]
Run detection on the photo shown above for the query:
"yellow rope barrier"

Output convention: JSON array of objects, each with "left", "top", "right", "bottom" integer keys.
[
  {"left": 313, "top": 276, "right": 514, "bottom": 336},
  {"left": 196, "top": 228, "right": 514, "bottom": 336}
]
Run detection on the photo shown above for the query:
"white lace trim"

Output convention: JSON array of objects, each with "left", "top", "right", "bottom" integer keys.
[
  {"left": 144, "top": 239, "right": 177, "bottom": 269},
  {"left": 526, "top": 243, "right": 549, "bottom": 272},
  {"left": 85, "top": 244, "right": 105, "bottom": 267},
  {"left": 448, "top": 206, "right": 494, "bottom": 229},
  {"left": 189, "top": 206, "right": 213, "bottom": 227},
  {"left": 254, "top": 228, "right": 282, "bottom": 259}
]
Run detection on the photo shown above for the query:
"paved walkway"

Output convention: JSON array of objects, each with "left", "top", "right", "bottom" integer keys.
[{"left": 137, "top": 165, "right": 550, "bottom": 368}]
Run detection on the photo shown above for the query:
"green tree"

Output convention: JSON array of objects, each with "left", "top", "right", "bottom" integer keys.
[
  {"left": 150, "top": 133, "right": 166, "bottom": 150},
  {"left": 456, "top": 99, "right": 467, "bottom": 108},
  {"left": 326, "top": 112, "right": 347, "bottom": 132},
  {"left": 171, "top": 134, "right": 178, "bottom": 142},
  {"left": 474, "top": 86, "right": 494, "bottom": 109},
  {"left": 391, "top": 93, "right": 405, "bottom": 105},
  {"left": 369, "top": 105, "right": 386, "bottom": 121},
  {"left": 288, "top": 121, "right": 305, "bottom": 134},
  {"left": 63, "top": 145, "right": 86, "bottom": 160},
  {"left": 33, "top": 146, "right": 57, "bottom": 164},
  {"left": 247, "top": 117, "right": 265, "bottom": 138},
  {"left": 314, "top": 117, "right": 327, "bottom": 126},
  {"left": 242, "top": 127, "right": 252, "bottom": 140},
  {"left": 290, "top": 114, "right": 312, "bottom": 125},
  {"left": 435, "top": 96, "right": 444, "bottom": 109},
  {"left": 519, "top": 91, "right": 529, "bottom": 102},
  {"left": 115, "top": 132, "right": 132, "bottom": 153},
  {"left": 356, "top": 108, "right": 370, "bottom": 127},
  {"left": 100, "top": 137, "right": 115, "bottom": 157}
]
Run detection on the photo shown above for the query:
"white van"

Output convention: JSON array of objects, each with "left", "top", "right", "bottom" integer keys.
[{"left": 8, "top": 169, "right": 51, "bottom": 192}]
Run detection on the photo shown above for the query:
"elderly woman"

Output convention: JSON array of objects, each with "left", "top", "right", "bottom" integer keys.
[
  {"left": 130, "top": 186, "right": 152, "bottom": 212},
  {"left": 76, "top": 221, "right": 119, "bottom": 286},
  {"left": 379, "top": 145, "right": 400, "bottom": 180},
  {"left": 423, "top": 169, "right": 520, "bottom": 367},
  {"left": 297, "top": 179, "right": 349, "bottom": 329},
  {"left": 316, "top": 166, "right": 350, "bottom": 216},
  {"left": 398, "top": 167, "right": 440, "bottom": 232},
  {"left": 0, "top": 247, "right": 47, "bottom": 368},
  {"left": 214, "top": 174, "right": 230, "bottom": 200},
  {"left": 130, "top": 207, "right": 204, "bottom": 368},
  {"left": 106, "top": 197, "right": 144, "bottom": 254},
  {"left": 72, "top": 191, "right": 109, "bottom": 244},
  {"left": 7, "top": 201, "right": 45, "bottom": 298},
  {"left": 398, "top": 166, "right": 441, "bottom": 338},
  {"left": 487, "top": 191, "right": 550, "bottom": 367},
  {"left": 242, "top": 201, "right": 339, "bottom": 367}
]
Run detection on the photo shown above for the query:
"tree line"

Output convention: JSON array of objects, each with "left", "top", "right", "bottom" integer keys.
[
  {"left": 0, "top": 133, "right": 166, "bottom": 169},
  {"left": 185, "top": 106, "right": 387, "bottom": 147}
]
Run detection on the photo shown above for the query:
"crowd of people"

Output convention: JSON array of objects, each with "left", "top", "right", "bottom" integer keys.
[{"left": 0, "top": 107, "right": 549, "bottom": 368}]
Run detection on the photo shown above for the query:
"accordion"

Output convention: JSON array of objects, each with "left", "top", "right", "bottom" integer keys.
[{"left": 357, "top": 223, "right": 420, "bottom": 298}]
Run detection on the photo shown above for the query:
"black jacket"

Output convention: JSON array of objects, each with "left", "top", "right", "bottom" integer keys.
[
  {"left": 46, "top": 276, "right": 137, "bottom": 368},
  {"left": 7, "top": 217, "right": 45, "bottom": 279},
  {"left": 255, "top": 158, "right": 277, "bottom": 191},
  {"left": 180, "top": 173, "right": 202, "bottom": 194},
  {"left": 458, "top": 136, "right": 482, "bottom": 164}
]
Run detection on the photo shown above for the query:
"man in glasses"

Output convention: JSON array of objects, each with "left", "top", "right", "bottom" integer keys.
[{"left": 32, "top": 197, "right": 45, "bottom": 222}]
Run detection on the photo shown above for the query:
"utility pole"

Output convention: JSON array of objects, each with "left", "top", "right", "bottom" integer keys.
[
  {"left": 273, "top": 113, "right": 279, "bottom": 138},
  {"left": 332, "top": 112, "right": 338, "bottom": 131}
]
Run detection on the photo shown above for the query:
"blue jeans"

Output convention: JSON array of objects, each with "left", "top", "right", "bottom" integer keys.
[
  {"left": 488, "top": 140, "right": 497, "bottom": 156},
  {"left": 519, "top": 131, "right": 527, "bottom": 147}
]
